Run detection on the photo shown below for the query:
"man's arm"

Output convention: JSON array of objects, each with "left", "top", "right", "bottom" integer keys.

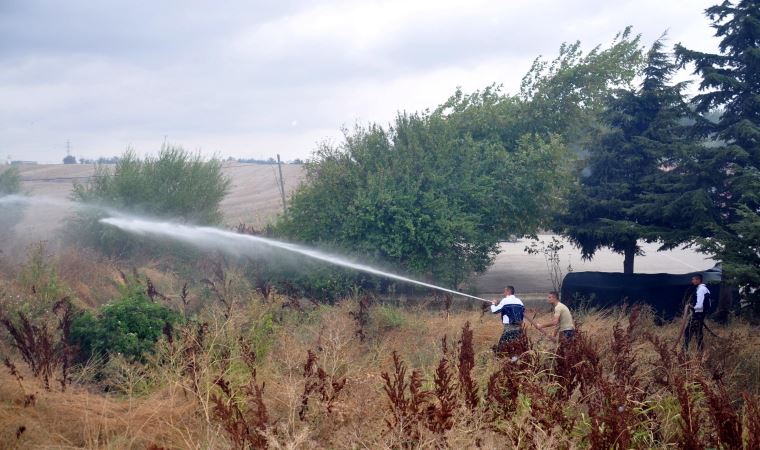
[
  {"left": 490, "top": 298, "right": 510, "bottom": 314},
  {"left": 537, "top": 314, "right": 560, "bottom": 329}
]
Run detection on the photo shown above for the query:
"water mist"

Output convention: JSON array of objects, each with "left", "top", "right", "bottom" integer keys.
[{"left": 100, "top": 216, "right": 490, "bottom": 303}]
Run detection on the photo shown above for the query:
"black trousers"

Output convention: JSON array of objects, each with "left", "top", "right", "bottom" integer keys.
[
  {"left": 683, "top": 311, "right": 705, "bottom": 352},
  {"left": 561, "top": 329, "right": 575, "bottom": 341},
  {"left": 498, "top": 324, "right": 523, "bottom": 345}
]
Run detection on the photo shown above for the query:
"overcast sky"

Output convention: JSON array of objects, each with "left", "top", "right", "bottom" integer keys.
[{"left": 1, "top": 0, "right": 719, "bottom": 163}]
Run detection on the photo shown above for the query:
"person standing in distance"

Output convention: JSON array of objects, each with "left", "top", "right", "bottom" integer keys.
[
  {"left": 683, "top": 274, "right": 710, "bottom": 353},
  {"left": 490, "top": 286, "right": 525, "bottom": 349},
  {"left": 535, "top": 291, "right": 575, "bottom": 342}
]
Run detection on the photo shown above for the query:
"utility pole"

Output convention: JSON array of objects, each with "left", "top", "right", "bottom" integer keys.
[{"left": 276, "top": 154, "right": 287, "bottom": 215}]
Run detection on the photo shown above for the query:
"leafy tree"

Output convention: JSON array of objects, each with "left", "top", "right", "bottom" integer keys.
[
  {"left": 275, "top": 31, "right": 644, "bottom": 290},
  {"left": 672, "top": 0, "right": 760, "bottom": 309},
  {"left": 519, "top": 27, "right": 644, "bottom": 147},
  {"left": 63, "top": 155, "right": 76, "bottom": 164},
  {"left": 277, "top": 112, "right": 570, "bottom": 287},
  {"left": 561, "top": 38, "right": 695, "bottom": 273},
  {"left": 69, "top": 146, "right": 230, "bottom": 256}
]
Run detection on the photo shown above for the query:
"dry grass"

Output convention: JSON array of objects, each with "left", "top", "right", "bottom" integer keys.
[{"left": 1, "top": 263, "right": 760, "bottom": 449}]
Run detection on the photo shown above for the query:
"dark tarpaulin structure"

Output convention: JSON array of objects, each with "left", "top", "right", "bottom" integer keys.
[{"left": 560, "top": 265, "right": 722, "bottom": 320}]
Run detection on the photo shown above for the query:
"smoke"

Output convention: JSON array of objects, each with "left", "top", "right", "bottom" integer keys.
[{"left": 100, "top": 216, "right": 490, "bottom": 303}]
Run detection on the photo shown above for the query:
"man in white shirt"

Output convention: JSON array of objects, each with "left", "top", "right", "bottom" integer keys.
[
  {"left": 490, "top": 285, "right": 525, "bottom": 350},
  {"left": 684, "top": 274, "right": 711, "bottom": 353}
]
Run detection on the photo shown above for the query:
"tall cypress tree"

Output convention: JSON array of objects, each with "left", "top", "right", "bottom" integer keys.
[
  {"left": 674, "top": 0, "right": 760, "bottom": 310},
  {"left": 561, "top": 38, "right": 694, "bottom": 273}
]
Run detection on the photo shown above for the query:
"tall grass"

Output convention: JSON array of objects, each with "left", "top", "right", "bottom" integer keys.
[{"left": 1, "top": 260, "right": 760, "bottom": 448}]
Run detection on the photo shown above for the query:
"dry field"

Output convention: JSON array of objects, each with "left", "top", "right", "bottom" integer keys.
[
  {"left": 1, "top": 287, "right": 758, "bottom": 449},
  {"left": 0, "top": 224, "right": 755, "bottom": 448}
]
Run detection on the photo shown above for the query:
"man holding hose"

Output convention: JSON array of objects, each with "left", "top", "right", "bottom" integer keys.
[{"left": 490, "top": 286, "right": 525, "bottom": 349}]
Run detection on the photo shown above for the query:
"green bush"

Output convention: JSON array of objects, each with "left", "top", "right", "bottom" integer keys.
[
  {"left": 18, "top": 242, "right": 68, "bottom": 311},
  {"left": 0, "top": 166, "right": 23, "bottom": 242},
  {"left": 372, "top": 304, "right": 406, "bottom": 332},
  {"left": 0, "top": 166, "right": 20, "bottom": 194},
  {"left": 71, "top": 283, "right": 179, "bottom": 362},
  {"left": 69, "top": 146, "right": 230, "bottom": 257}
]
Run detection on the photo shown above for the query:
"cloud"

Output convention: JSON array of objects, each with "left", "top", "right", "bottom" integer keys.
[{"left": 0, "top": 0, "right": 719, "bottom": 163}]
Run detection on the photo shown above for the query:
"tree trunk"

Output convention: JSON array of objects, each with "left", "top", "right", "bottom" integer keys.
[
  {"left": 715, "top": 278, "right": 733, "bottom": 323},
  {"left": 623, "top": 246, "right": 635, "bottom": 274}
]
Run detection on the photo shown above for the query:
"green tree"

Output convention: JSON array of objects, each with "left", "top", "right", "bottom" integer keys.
[
  {"left": 277, "top": 112, "right": 570, "bottom": 287},
  {"left": 673, "top": 0, "right": 760, "bottom": 309},
  {"left": 275, "top": 31, "right": 644, "bottom": 290},
  {"left": 70, "top": 146, "right": 230, "bottom": 256},
  {"left": 562, "top": 38, "right": 695, "bottom": 273},
  {"left": 519, "top": 27, "right": 644, "bottom": 148}
]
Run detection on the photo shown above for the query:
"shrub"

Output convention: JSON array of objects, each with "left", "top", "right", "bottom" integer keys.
[
  {"left": 372, "top": 304, "right": 406, "bottom": 333},
  {"left": 0, "top": 297, "right": 76, "bottom": 391},
  {"left": 18, "top": 242, "right": 68, "bottom": 308},
  {"left": 0, "top": 166, "right": 23, "bottom": 243},
  {"left": 0, "top": 166, "right": 20, "bottom": 195},
  {"left": 71, "top": 282, "right": 179, "bottom": 362},
  {"left": 69, "top": 146, "right": 230, "bottom": 257}
]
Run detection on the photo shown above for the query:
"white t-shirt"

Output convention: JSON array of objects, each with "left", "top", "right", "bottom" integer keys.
[{"left": 694, "top": 284, "right": 710, "bottom": 312}]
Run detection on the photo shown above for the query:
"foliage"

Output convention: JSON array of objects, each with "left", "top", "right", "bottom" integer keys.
[
  {"left": 62, "top": 155, "right": 76, "bottom": 164},
  {"left": 69, "top": 146, "right": 230, "bottom": 257},
  {"left": 70, "top": 281, "right": 179, "bottom": 363},
  {"left": 671, "top": 0, "right": 760, "bottom": 311},
  {"left": 18, "top": 242, "right": 68, "bottom": 308},
  {"left": 298, "top": 349, "right": 347, "bottom": 421},
  {"left": 210, "top": 337, "right": 271, "bottom": 449},
  {"left": 0, "top": 166, "right": 21, "bottom": 194},
  {"left": 372, "top": 304, "right": 407, "bottom": 332},
  {"left": 519, "top": 27, "right": 644, "bottom": 146},
  {"left": 0, "top": 166, "right": 23, "bottom": 242},
  {"left": 524, "top": 236, "right": 572, "bottom": 291},
  {"left": 0, "top": 298, "right": 76, "bottom": 391},
  {"left": 561, "top": 38, "right": 696, "bottom": 273},
  {"left": 275, "top": 31, "right": 642, "bottom": 295},
  {"left": 277, "top": 117, "right": 569, "bottom": 287}
]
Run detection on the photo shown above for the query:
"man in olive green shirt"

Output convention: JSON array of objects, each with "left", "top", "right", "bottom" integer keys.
[{"left": 535, "top": 291, "right": 575, "bottom": 341}]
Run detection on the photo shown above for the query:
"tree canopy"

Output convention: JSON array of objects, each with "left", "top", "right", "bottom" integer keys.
[
  {"left": 275, "top": 31, "right": 643, "bottom": 287},
  {"left": 561, "top": 38, "right": 697, "bottom": 273},
  {"left": 277, "top": 114, "right": 569, "bottom": 286},
  {"left": 672, "top": 0, "right": 760, "bottom": 307}
]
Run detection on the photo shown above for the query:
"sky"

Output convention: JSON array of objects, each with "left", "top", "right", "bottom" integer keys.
[{"left": 0, "top": 0, "right": 720, "bottom": 164}]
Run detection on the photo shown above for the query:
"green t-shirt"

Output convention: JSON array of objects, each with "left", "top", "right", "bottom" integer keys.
[{"left": 554, "top": 302, "right": 574, "bottom": 332}]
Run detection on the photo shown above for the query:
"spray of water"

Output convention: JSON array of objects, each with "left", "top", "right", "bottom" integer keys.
[{"left": 100, "top": 216, "right": 491, "bottom": 303}]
